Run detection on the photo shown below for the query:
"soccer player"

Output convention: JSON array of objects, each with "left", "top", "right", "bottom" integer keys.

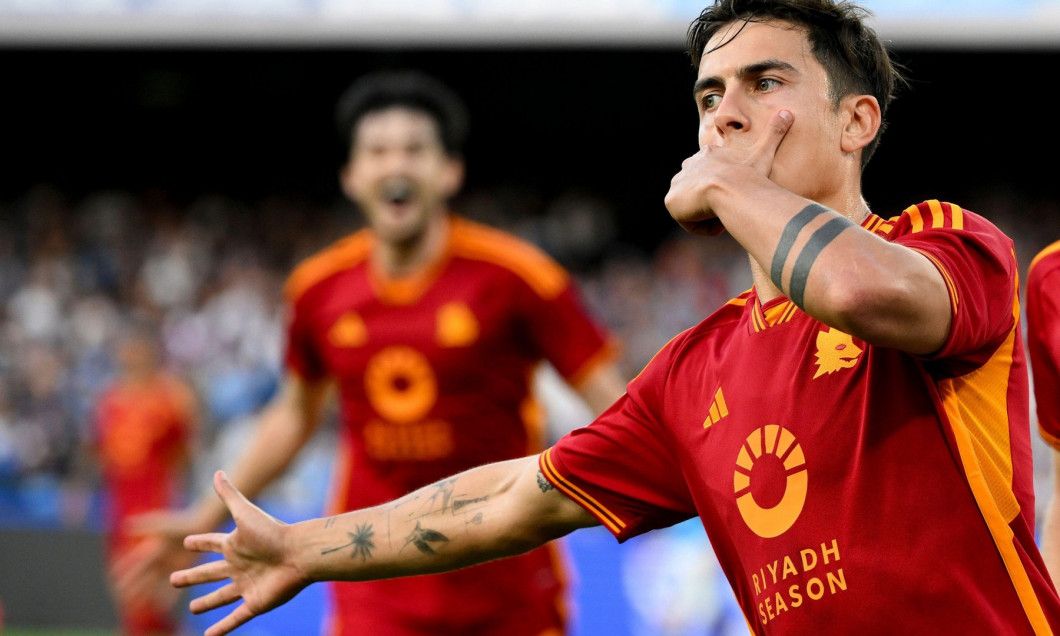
[
  {"left": 91, "top": 322, "right": 199, "bottom": 636},
  {"left": 123, "top": 70, "right": 626, "bottom": 636},
  {"left": 169, "top": 1, "right": 1060, "bottom": 634},
  {"left": 1028, "top": 240, "right": 1060, "bottom": 581}
]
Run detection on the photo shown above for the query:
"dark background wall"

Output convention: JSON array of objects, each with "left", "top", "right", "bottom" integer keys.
[{"left": 5, "top": 46, "right": 1057, "bottom": 252}]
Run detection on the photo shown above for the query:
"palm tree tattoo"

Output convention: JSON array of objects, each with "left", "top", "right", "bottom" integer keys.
[{"left": 321, "top": 523, "right": 375, "bottom": 562}]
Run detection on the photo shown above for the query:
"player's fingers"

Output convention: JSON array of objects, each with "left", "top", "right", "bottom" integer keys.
[
  {"left": 678, "top": 217, "right": 726, "bottom": 237},
  {"left": 204, "top": 604, "right": 257, "bottom": 636},
  {"left": 214, "top": 470, "right": 244, "bottom": 507},
  {"left": 214, "top": 470, "right": 282, "bottom": 531},
  {"left": 213, "top": 470, "right": 260, "bottom": 520},
  {"left": 755, "top": 109, "right": 793, "bottom": 163},
  {"left": 171, "top": 558, "right": 231, "bottom": 588},
  {"left": 184, "top": 532, "right": 228, "bottom": 553},
  {"left": 679, "top": 149, "right": 703, "bottom": 171},
  {"left": 188, "top": 581, "right": 243, "bottom": 614}
]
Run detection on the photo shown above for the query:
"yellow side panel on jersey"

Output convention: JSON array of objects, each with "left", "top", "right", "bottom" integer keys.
[{"left": 940, "top": 289, "right": 1053, "bottom": 635}]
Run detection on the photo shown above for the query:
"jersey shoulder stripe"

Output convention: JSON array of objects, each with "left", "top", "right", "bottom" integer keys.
[
  {"left": 902, "top": 200, "right": 965, "bottom": 234},
  {"left": 283, "top": 230, "right": 372, "bottom": 303},
  {"left": 1028, "top": 239, "right": 1060, "bottom": 278},
  {"left": 449, "top": 217, "right": 569, "bottom": 299},
  {"left": 864, "top": 212, "right": 896, "bottom": 237}
]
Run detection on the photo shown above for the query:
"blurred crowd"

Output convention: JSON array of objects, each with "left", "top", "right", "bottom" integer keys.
[
  {"left": 0, "top": 181, "right": 1058, "bottom": 536},
  {"left": 0, "top": 184, "right": 342, "bottom": 527}
]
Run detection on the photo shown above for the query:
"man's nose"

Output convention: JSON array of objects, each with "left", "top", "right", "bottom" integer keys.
[
  {"left": 713, "top": 91, "right": 750, "bottom": 135},
  {"left": 381, "top": 150, "right": 415, "bottom": 174}
]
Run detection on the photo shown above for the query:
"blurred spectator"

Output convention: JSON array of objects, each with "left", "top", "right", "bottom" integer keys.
[{"left": 84, "top": 320, "right": 200, "bottom": 636}]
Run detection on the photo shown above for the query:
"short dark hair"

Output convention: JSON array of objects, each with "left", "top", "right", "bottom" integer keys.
[
  {"left": 334, "top": 70, "right": 470, "bottom": 160},
  {"left": 686, "top": 0, "right": 905, "bottom": 168}
]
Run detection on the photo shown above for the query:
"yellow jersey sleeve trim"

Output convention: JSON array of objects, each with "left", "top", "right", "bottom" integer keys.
[
  {"left": 1029, "top": 240, "right": 1060, "bottom": 276},
  {"left": 540, "top": 449, "right": 627, "bottom": 535},
  {"left": 450, "top": 218, "right": 569, "bottom": 300},
  {"left": 284, "top": 232, "right": 371, "bottom": 304},
  {"left": 1039, "top": 425, "right": 1060, "bottom": 452},
  {"left": 911, "top": 248, "right": 959, "bottom": 311}
]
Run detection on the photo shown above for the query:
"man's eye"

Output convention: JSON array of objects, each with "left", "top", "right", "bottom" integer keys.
[
  {"left": 356, "top": 147, "right": 383, "bottom": 159},
  {"left": 701, "top": 94, "right": 721, "bottom": 110},
  {"left": 756, "top": 78, "right": 780, "bottom": 92}
]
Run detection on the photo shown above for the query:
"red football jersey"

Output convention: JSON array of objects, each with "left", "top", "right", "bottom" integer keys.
[
  {"left": 542, "top": 201, "right": 1060, "bottom": 635},
  {"left": 94, "top": 373, "right": 196, "bottom": 554},
  {"left": 1029, "top": 240, "right": 1060, "bottom": 448},
  {"left": 284, "top": 215, "right": 618, "bottom": 636}
]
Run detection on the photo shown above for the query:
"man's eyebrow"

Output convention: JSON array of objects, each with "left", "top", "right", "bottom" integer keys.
[{"left": 693, "top": 59, "right": 798, "bottom": 97}]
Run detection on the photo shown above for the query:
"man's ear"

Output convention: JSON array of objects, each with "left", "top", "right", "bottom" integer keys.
[
  {"left": 440, "top": 157, "right": 466, "bottom": 199},
  {"left": 840, "top": 95, "right": 882, "bottom": 154},
  {"left": 338, "top": 161, "right": 358, "bottom": 201}
]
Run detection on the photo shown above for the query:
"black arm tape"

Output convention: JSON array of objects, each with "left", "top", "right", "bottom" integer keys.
[
  {"left": 769, "top": 203, "right": 830, "bottom": 290},
  {"left": 788, "top": 217, "right": 852, "bottom": 308}
]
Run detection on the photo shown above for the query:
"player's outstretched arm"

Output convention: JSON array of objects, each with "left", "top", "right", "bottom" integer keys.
[{"left": 173, "top": 456, "right": 597, "bottom": 636}]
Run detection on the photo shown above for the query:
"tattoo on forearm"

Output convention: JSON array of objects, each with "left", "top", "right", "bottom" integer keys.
[
  {"left": 788, "top": 217, "right": 853, "bottom": 307},
  {"left": 452, "top": 496, "right": 489, "bottom": 512},
  {"left": 537, "top": 471, "right": 555, "bottom": 493},
  {"left": 321, "top": 523, "right": 376, "bottom": 562},
  {"left": 770, "top": 203, "right": 828, "bottom": 290},
  {"left": 324, "top": 517, "right": 336, "bottom": 529},
  {"left": 423, "top": 479, "right": 457, "bottom": 515},
  {"left": 403, "top": 521, "right": 450, "bottom": 555}
]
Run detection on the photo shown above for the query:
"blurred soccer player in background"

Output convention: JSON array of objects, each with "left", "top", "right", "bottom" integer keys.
[
  {"left": 165, "top": 1, "right": 1060, "bottom": 634},
  {"left": 125, "top": 70, "right": 627, "bottom": 636},
  {"left": 89, "top": 321, "right": 199, "bottom": 636},
  {"left": 1028, "top": 240, "right": 1060, "bottom": 582}
]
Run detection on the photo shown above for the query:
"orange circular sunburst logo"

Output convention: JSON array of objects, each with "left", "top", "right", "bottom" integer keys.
[
  {"left": 733, "top": 425, "right": 808, "bottom": 538},
  {"left": 364, "top": 346, "right": 438, "bottom": 424}
]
